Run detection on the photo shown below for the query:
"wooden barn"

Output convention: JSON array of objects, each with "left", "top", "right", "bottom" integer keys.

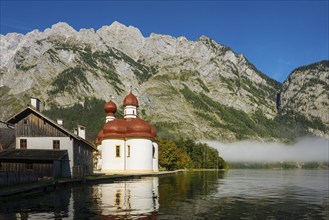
[{"left": 1, "top": 101, "right": 96, "bottom": 179}]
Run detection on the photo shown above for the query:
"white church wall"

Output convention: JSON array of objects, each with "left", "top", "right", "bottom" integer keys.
[
  {"left": 101, "top": 139, "right": 125, "bottom": 172},
  {"left": 126, "top": 138, "right": 153, "bottom": 172},
  {"left": 152, "top": 142, "right": 159, "bottom": 172}
]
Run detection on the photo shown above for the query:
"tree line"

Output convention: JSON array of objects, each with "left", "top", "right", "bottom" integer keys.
[{"left": 158, "top": 138, "right": 226, "bottom": 171}]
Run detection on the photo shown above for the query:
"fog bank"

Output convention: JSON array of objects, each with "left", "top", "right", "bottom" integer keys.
[{"left": 204, "top": 137, "right": 329, "bottom": 162}]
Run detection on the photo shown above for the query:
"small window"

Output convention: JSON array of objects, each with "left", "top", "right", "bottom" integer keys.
[
  {"left": 127, "top": 145, "right": 130, "bottom": 157},
  {"left": 20, "top": 139, "right": 27, "bottom": 149},
  {"left": 23, "top": 119, "right": 28, "bottom": 125},
  {"left": 116, "top": 146, "right": 120, "bottom": 157},
  {"left": 26, "top": 163, "right": 33, "bottom": 170},
  {"left": 53, "top": 140, "right": 60, "bottom": 150},
  {"left": 153, "top": 146, "right": 155, "bottom": 158}
]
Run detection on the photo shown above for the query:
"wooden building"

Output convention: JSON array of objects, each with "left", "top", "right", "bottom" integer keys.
[
  {"left": 2, "top": 106, "right": 96, "bottom": 178},
  {"left": 0, "top": 149, "right": 69, "bottom": 178}
]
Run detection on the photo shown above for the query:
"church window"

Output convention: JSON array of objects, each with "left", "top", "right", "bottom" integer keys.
[
  {"left": 127, "top": 145, "right": 130, "bottom": 157},
  {"left": 116, "top": 146, "right": 120, "bottom": 157},
  {"left": 153, "top": 146, "right": 155, "bottom": 158}
]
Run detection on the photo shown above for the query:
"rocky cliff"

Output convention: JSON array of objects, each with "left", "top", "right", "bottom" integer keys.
[
  {"left": 280, "top": 60, "right": 329, "bottom": 136},
  {"left": 0, "top": 22, "right": 326, "bottom": 141}
]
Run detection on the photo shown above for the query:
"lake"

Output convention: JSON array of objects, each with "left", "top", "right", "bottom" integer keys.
[{"left": 0, "top": 169, "right": 328, "bottom": 219}]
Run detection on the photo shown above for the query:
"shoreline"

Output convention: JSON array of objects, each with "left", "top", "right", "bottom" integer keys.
[{"left": 0, "top": 170, "right": 185, "bottom": 198}]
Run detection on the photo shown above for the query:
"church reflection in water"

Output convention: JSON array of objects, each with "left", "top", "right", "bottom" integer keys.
[
  {"left": 93, "top": 177, "right": 159, "bottom": 218},
  {"left": 0, "top": 177, "right": 159, "bottom": 219}
]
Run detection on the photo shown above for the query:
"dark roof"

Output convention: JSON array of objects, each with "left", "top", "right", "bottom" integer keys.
[
  {"left": 0, "top": 149, "right": 68, "bottom": 161},
  {"left": 5, "top": 107, "right": 96, "bottom": 151},
  {"left": 0, "top": 120, "right": 14, "bottom": 128}
]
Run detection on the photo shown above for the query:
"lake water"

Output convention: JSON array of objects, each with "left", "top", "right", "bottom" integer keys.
[{"left": 0, "top": 170, "right": 328, "bottom": 219}]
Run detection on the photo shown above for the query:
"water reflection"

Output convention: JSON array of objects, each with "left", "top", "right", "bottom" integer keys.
[
  {"left": 0, "top": 170, "right": 328, "bottom": 219},
  {"left": 0, "top": 187, "right": 72, "bottom": 220},
  {"left": 93, "top": 177, "right": 159, "bottom": 218},
  {"left": 0, "top": 177, "right": 159, "bottom": 219}
]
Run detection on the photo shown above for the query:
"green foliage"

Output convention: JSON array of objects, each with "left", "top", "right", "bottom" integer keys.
[
  {"left": 179, "top": 87, "right": 319, "bottom": 141},
  {"left": 158, "top": 138, "right": 226, "bottom": 171},
  {"left": 228, "top": 161, "right": 329, "bottom": 169},
  {"left": 45, "top": 49, "right": 63, "bottom": 64},
  {"left": 115, "top": 49, "right": 154, "bottom": 83},
  {"left": 291, "top": 60, "right": 329, "bottom": 73},
  {"left": 179, "top": 70, "right": 200, "bottom": 81},
  {"left": 276, "top": 110, "right": 327, "bottom": 134},
  {"left": 158, "top": 139, "right": 181, "bottom": 171},
  {"left": 43, "top": 97, "right": 106, "bottom": 141},
  {"left": 180, "top": 85, "right": 211, "bottom": 111},
  {"left": 50, "top": 66, "right": 91, "bottom": 94},
  {"left": 196, "top": 78, "right": 210, "bottom": 93},
  {"left": 218, "top": 74, "right": 236, "bottom": 91}
]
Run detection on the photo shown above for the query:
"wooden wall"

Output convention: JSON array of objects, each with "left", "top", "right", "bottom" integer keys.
[
  {"left": 0, "top": 161, "right": 53, "bottom": 178},
  {"left": 15, "top": 113, "right": 66, "bottom": 137}
]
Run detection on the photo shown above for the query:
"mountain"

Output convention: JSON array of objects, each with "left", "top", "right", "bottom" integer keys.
[
  {"left": 0, "top": 22, "right": 327, "bottom": 142},
  {"left": 279, "top": 60, "right": 329, "bottom": 136}
]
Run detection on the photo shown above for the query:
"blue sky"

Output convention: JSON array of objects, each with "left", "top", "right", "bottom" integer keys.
[{"left": 1, "top": 0, "right": 328, "bottom": 82}]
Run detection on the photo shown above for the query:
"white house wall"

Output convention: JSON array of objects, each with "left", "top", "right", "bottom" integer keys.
[{"left": 16, "top": 137, "right": 74, "bottom": 174}]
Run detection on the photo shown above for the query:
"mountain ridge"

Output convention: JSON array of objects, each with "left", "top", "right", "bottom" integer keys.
[{"left": 1, "top": 21, "right": 327, "bottom": 141}]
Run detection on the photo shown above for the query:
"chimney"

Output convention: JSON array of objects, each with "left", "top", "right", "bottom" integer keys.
[
  {"left": 57, "top": 119, "right": 63, "bottom": 126},
  {"left": 74, "top": 128, "right": 78, "bottom": 135},
  {"left": 31, "top": 98, "right": 41, "bottom": 111},
  {"left": 77, "top": 125, "right": 86, "bottom": 139}
]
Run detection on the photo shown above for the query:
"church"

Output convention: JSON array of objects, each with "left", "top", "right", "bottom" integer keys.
[{"left": 97, "top": 92, "right": 158, "bottom": 173}]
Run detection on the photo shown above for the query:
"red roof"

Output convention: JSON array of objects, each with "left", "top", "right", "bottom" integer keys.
[
  {"left": 98, "top": 118, "right": 156, "bottom": 141},
  {"left": 97, "top": 92, "right": 156, "bottom": 143}
]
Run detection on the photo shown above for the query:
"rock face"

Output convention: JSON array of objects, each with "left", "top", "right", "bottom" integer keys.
[
  {"left": 280, "top": 61, "right": 329, "bottom": 135},
  {"left": 0, "top": 21, "right": 327, "bottom": 140}
]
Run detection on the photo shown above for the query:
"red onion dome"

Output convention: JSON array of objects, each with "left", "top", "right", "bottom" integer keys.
[
  {"left": 104, "top": 100, "right": 117, "bottom": 116},
  {"left": 102, "top": 118, "right": 127, "bottom": 138},
  {"left": 123, "top": 92, "right": 139, "bottom": 107},
  {"left": 126, "top": 118, "right": 153, "bottom": 138}
]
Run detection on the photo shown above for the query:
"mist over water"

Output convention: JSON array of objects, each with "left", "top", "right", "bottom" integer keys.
[{"left": 204, "top": 137, "right": 329, "bottom": 162}]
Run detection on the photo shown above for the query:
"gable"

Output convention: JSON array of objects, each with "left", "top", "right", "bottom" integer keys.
[
  {"left": 6, "top": 107, "right": 96, "bottom": 151},
  {"left": 12, "top": 110, "right": 67, "bottom": 137}
]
